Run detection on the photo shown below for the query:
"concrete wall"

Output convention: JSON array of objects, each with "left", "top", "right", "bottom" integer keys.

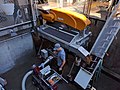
[{"left": 0, "top": 33, "right": 34, "bottom": 74}]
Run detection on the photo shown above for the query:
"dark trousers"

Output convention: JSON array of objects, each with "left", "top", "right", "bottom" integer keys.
[
  {"left": 56, "top": 65, "right": 62, "bottom": 75},
  {"left": 50, "top": 58, "right": 63, "bottom": 75}
]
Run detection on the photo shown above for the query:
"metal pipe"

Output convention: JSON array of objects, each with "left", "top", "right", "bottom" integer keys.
[
  {"left": 39, "top": 56, "right": 53, "bottom": 68},
  {"left": 0, "top": 21, "right": 31, "bottom": 31},
  {"left": 0, "top": 32, "right": 30, "bottom": 44},
  {"left": 29, "top": 0, "right": 37, "bottom": 26}
]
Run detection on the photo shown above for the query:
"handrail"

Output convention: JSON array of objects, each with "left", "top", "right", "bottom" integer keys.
[{"left": 0, "top": 21, "right": 31, "bottom": 31}]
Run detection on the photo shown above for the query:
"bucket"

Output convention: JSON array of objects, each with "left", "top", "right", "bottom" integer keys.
[{"left": 0, "top": 3, "right": 14, "bottom": 15}]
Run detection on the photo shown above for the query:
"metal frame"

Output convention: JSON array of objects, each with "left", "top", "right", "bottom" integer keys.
[
  {"left": 32, "top": 65, "right": 68, "bottom": 90},
  {"left": 74, "top": 59, "right": 101, "bottom": 89},
  {"left": 0, "top": 21, "right": 31, "bottom": 31},
  {"left": 38, "top": 24, "right": 91, "bottom": 57}
]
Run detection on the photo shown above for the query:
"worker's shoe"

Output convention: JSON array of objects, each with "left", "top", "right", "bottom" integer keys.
[{"left": 87, "top": 67, "right": 94, "bottom": 70}]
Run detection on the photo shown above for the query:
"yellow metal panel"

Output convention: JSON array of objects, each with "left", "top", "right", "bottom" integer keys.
[
  {"left": 41, "top": 8, "right": 91, "bottom": 30},
  {"left": 41, "top": 13, "right": 55, "bottom": 22},
  {"left": 51, "top": 8, "right": 91, "bottom": 30},
  {"left": 51, "top": 9, "right": 77, "bottom": 29}
]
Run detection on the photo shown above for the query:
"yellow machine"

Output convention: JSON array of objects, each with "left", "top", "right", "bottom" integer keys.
[{"left": 41, "top": 8, "right": 91, "bottom": 30}]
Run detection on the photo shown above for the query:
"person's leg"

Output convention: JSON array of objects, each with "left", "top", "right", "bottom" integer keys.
[
  {"left": 58, "top": 66, "right": 65, "bottom": 75},
  {"left": 58, "top": 67, "right": 62, "bottom": 75},
  {"left": 55, "top": 66, "right": 62, "bottom": 75}
]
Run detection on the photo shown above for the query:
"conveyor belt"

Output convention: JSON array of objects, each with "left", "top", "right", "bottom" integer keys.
[
  {"left": 90, "top": 11, "right": 120, "bottom": 59},
  {"left": 43, "top": 27, "right": 74, "bottom": 43}
]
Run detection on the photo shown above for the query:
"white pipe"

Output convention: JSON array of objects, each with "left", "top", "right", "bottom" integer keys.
[
  {"left": 22, "top": 56, "right": 53, "bottom": 90},
  {"left": 39, "top": 56, "right": 53, "bottom": 68},
  {"left": 30, "top": 0, "right": 37, "bottom": 26},
  {"left": 43, "top": 56, "right": 53, "bottom": 66},
  {"left": 22, "top": 70, "right": 33, "bottom": 90}
]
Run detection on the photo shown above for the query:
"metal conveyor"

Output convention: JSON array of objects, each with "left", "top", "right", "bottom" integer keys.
[{"left": 90, "top": 5, "right": 120, "bottom": 59}]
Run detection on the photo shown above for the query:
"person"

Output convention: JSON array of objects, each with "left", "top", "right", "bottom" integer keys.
[{"left": 53, "top": 43, "right": 66, "bottom": 75}]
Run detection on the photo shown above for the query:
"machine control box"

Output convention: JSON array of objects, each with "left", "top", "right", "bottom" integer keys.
[{"left": 41, "top": 49, "right": 48, "bottom": 59}]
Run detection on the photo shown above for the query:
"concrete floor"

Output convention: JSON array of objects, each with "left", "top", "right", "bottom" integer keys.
[{"left": 1, "top": 52, "right": 38, "bottom": 90}]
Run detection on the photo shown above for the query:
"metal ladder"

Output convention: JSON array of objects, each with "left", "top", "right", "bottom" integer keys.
[{"left": 90, "top": 5, "right": 120, "bottom": 59}]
